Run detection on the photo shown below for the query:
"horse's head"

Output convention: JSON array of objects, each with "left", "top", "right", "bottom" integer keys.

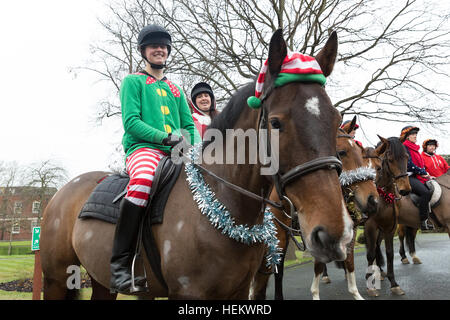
[
  {"left": 374, "top": 136, "right": 411, "bottom": 196},
  {"left": 337, "top": 123, "right": 379, "bottom": 216},
  {"left": 262, "top": 30, "right": 353, "bottom": 263}
]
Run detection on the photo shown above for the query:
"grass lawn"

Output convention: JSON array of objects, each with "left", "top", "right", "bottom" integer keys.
[{"left": 0, "top": 241, "right": 30, "bottom": 247}]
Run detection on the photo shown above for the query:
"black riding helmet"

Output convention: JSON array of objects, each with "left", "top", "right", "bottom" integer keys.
[
  {"left": 191, "top": 82, "right": 216, "bottom": 112},
  {"left": 137, "top": 24, "right": 172, "bottom": 69}
]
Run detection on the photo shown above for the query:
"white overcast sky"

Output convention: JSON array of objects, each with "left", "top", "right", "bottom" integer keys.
[{"left": 1, "top": 0, "right": 449, "bottom": 184}]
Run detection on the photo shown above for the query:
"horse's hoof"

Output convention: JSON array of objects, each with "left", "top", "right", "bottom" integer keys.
[
  {"left": 412, "top": 257, "right": 422, "bottom": 264},
  {"left": 391, "top": 286, "right": 405, "bottom": 296},
  {"left": 367, "top": 289, "right": 379, "bottom": 297},
  {"left": 401, "top": 258, "right": 410, "bottom": 264},
  {"left": 322, "top": 276, "right": 331, "bottom": 284}
]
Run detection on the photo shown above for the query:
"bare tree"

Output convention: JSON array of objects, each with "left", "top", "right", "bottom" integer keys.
[
  {"left": 0, "top": 162, "right": 20, "bottom": 253},
  {"left": 24, "top": 160, "right": 68, "bottom": 222},
  {"left": 78, "top": 0, "right": 450, "bottom": 125}
]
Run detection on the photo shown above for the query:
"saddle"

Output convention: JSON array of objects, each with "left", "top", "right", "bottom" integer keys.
[
  {"left": 78, "top": 156, "right": 182, "bottom": 289},
  {"left": 409, "top": 179, "right": 442, "bottom": 209}
]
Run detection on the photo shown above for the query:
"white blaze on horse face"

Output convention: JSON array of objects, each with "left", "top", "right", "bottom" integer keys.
[
  {"left": 348, "top": 140, "right": 354, "bottom": 148},
  {"left": 305, "top": 97, "right": 320, "bottom": 117},
  {"left": 163, "top": 240, "right": 171, "bottom": 262},
  {"left": 72, "top": 177, "right": 81, "bottom": 183}
]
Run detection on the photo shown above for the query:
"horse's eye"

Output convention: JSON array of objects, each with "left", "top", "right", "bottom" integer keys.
[
  {"left": 270, "top": 118, "right": 282, "bottom": 130},
  {"left": 338, "top": 150, "right": 347, "bottom": 157}
]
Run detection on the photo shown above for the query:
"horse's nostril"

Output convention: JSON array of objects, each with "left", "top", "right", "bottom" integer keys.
[{"left": 312, "top": 227, "right": 333, "bottom": 249}]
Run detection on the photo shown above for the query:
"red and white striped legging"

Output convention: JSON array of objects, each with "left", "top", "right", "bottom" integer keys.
[{"left": 125, "top": 147, "right": 167, "bottom": 207}]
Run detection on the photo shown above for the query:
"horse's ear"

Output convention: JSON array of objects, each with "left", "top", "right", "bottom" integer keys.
[
  {"left": 348, "top": 116, "right": 357, "bottom": 134},
  {"left": 315, "top": 31, "right": 338, "bottom": 77},
  {"left": 267, "top": 29, "right": 287, "bottom": 76},
  {"left": 375, "top": 135, "right": 389, "bottom": 156}
]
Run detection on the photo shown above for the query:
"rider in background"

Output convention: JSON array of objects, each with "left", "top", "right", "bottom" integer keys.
[
  {"left": 110, "top": 24, "right": 201, "bottom": 294},
  {"left": 189, "top": 82, "right": 219, "bottom": 138},
  {"left": 340, "top": 119, "right": 363, "bottom": 147},
  {"left": 421, "top": 139, "right": 449, "bottom": 178},
  {"left": 400, "top": 126, "right": 433, "bottom": 230}
]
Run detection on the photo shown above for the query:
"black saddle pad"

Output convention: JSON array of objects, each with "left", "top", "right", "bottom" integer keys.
[{"left": 78, "top": 156, "right": 182, "bottom": 225}]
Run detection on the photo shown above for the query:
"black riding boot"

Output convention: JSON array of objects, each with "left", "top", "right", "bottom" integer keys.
[{"left": 110, "top": 198, "right": 147, "bottom": 294}]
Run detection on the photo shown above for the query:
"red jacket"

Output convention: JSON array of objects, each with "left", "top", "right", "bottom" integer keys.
[
  {"left": 403, "top": 140, "right": 428, "bottom": 183},
  {"left": 421, "top": 152, "right": 449, "bottom": 177}
]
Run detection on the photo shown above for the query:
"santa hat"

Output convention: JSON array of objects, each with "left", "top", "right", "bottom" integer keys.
[{"left": 247, "top": 52, "right": 327, "bottom": 109}]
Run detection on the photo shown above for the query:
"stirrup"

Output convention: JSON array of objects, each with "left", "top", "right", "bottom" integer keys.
[{"left": 130, "top": 252, "right": 149, "bottom": 293}]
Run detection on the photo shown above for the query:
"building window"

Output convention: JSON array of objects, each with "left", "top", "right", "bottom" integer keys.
[
  {"left": 31, "top": 218, "right": 39, "bottom": 231},
  {"left": 14, "top": 202, "right": 22, "bottom": 214},
  {"left": 11, "top": 220, "right": 20, "bottom": 234},
  {"left": 32, "top": 201, "right": 41, "bottom": 214}
]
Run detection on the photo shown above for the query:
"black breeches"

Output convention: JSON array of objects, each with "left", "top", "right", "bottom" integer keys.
[{"left": 409, "top": 177, "right": 432, "bottom": 218}]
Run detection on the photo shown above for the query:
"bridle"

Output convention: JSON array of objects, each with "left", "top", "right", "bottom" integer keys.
[
  {"left": 257, "top": 83, "right": 342, "bottom": 216},
  {"left": 192, "top": 82, "right": 343, "bottom": 219}
]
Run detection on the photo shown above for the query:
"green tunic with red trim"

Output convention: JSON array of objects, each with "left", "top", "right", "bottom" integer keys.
[{"left": 120, "top": 72, "right": 201, "bottom": 157}]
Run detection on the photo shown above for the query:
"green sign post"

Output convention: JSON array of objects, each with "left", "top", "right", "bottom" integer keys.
[
  {"left": 31, "top": 227, "right": 41, "bottom": 251},
  {"left": 31, "top": 226, "right": 42, "bottom": 299}
]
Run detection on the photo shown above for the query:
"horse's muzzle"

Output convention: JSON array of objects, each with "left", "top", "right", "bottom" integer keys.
[{"left": 309, "top": 226, "right": 348, "bottom": 263}]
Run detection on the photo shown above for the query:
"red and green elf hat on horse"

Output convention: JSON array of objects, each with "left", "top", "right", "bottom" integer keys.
[{"left": 247, "top": 52, "right": 327, "bottom": 109}]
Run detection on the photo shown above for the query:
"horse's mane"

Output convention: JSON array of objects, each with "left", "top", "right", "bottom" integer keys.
[
  {"left": 203, "top": 81, "right": 255, "bottom": 148},
  {"left": 208, "top": 81, "right": 255, "bottom": 133}
]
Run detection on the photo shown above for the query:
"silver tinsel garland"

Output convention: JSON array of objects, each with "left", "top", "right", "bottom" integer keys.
[
  {"left": 339, "top": 166, "right": 376, "bottom": 187},
  {"left": 185, "top": 144, "right": 282, "bottom": 267}
]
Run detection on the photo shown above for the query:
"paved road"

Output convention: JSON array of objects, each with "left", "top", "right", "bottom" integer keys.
[{"left": 266, "top": 233, "right": 450, "bottom": 300}]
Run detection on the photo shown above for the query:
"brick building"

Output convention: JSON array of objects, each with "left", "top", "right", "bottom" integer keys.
[{"left": 0, "top": 186, "right": 57, "bottom": 241}]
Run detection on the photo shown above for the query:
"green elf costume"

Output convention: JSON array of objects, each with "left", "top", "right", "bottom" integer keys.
[{"left": 110, "top": 24, "right": 200, "bottom": 295}]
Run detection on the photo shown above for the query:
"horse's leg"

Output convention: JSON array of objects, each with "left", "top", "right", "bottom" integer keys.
[
  {"left": 364, "top": 218, "right": 380, "bottom": 297},
  {"left": 383, "top": 230, "right": 405, "bottom": 295},
  {"left": 322, "top": 264, "right": 331, "bottom": 284},
  {"left": 344, "top": 227, "right": 364, "bottom": 300},
  {"left": 311, "top": 260, "right": 324, "bottom": 300},
  {"left": 90, "top": 274, "right": 117, "bottom": 300},
  {"left": 375, "top": 231, "right": 386, "bottom": 280},
  {"left": 406, "top": 227, "right": 422, "bottom": 264},
  {"left": 398, "top": 225, "right": 409, "bottom": 264}
]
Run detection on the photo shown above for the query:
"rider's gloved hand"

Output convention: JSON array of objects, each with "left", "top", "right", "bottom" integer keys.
[{"left": 162, "top": 133, "right": 184, "bottom": 147}]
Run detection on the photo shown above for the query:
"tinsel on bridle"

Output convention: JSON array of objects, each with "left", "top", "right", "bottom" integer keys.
[{"left": 339, "top": 166, "right": 376, "bottom": 223}]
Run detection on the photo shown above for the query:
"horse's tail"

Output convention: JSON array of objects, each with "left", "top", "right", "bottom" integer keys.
[{"left": 334, "top": 261, "right": 345, "bottom": 269}]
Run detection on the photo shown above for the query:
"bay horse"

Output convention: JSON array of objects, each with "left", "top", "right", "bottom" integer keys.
[
  {"left": 396, "top": 172, "right": 450, "bottom": 264},
  {"left": 250, "top": 118, "right": 379, "bottom": 300},
  {"left": 40, "top": 29, "right": 353, "bottom": 300},
  {"left": 363, "top": 137, "right": 412, "bottom": 297}
]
